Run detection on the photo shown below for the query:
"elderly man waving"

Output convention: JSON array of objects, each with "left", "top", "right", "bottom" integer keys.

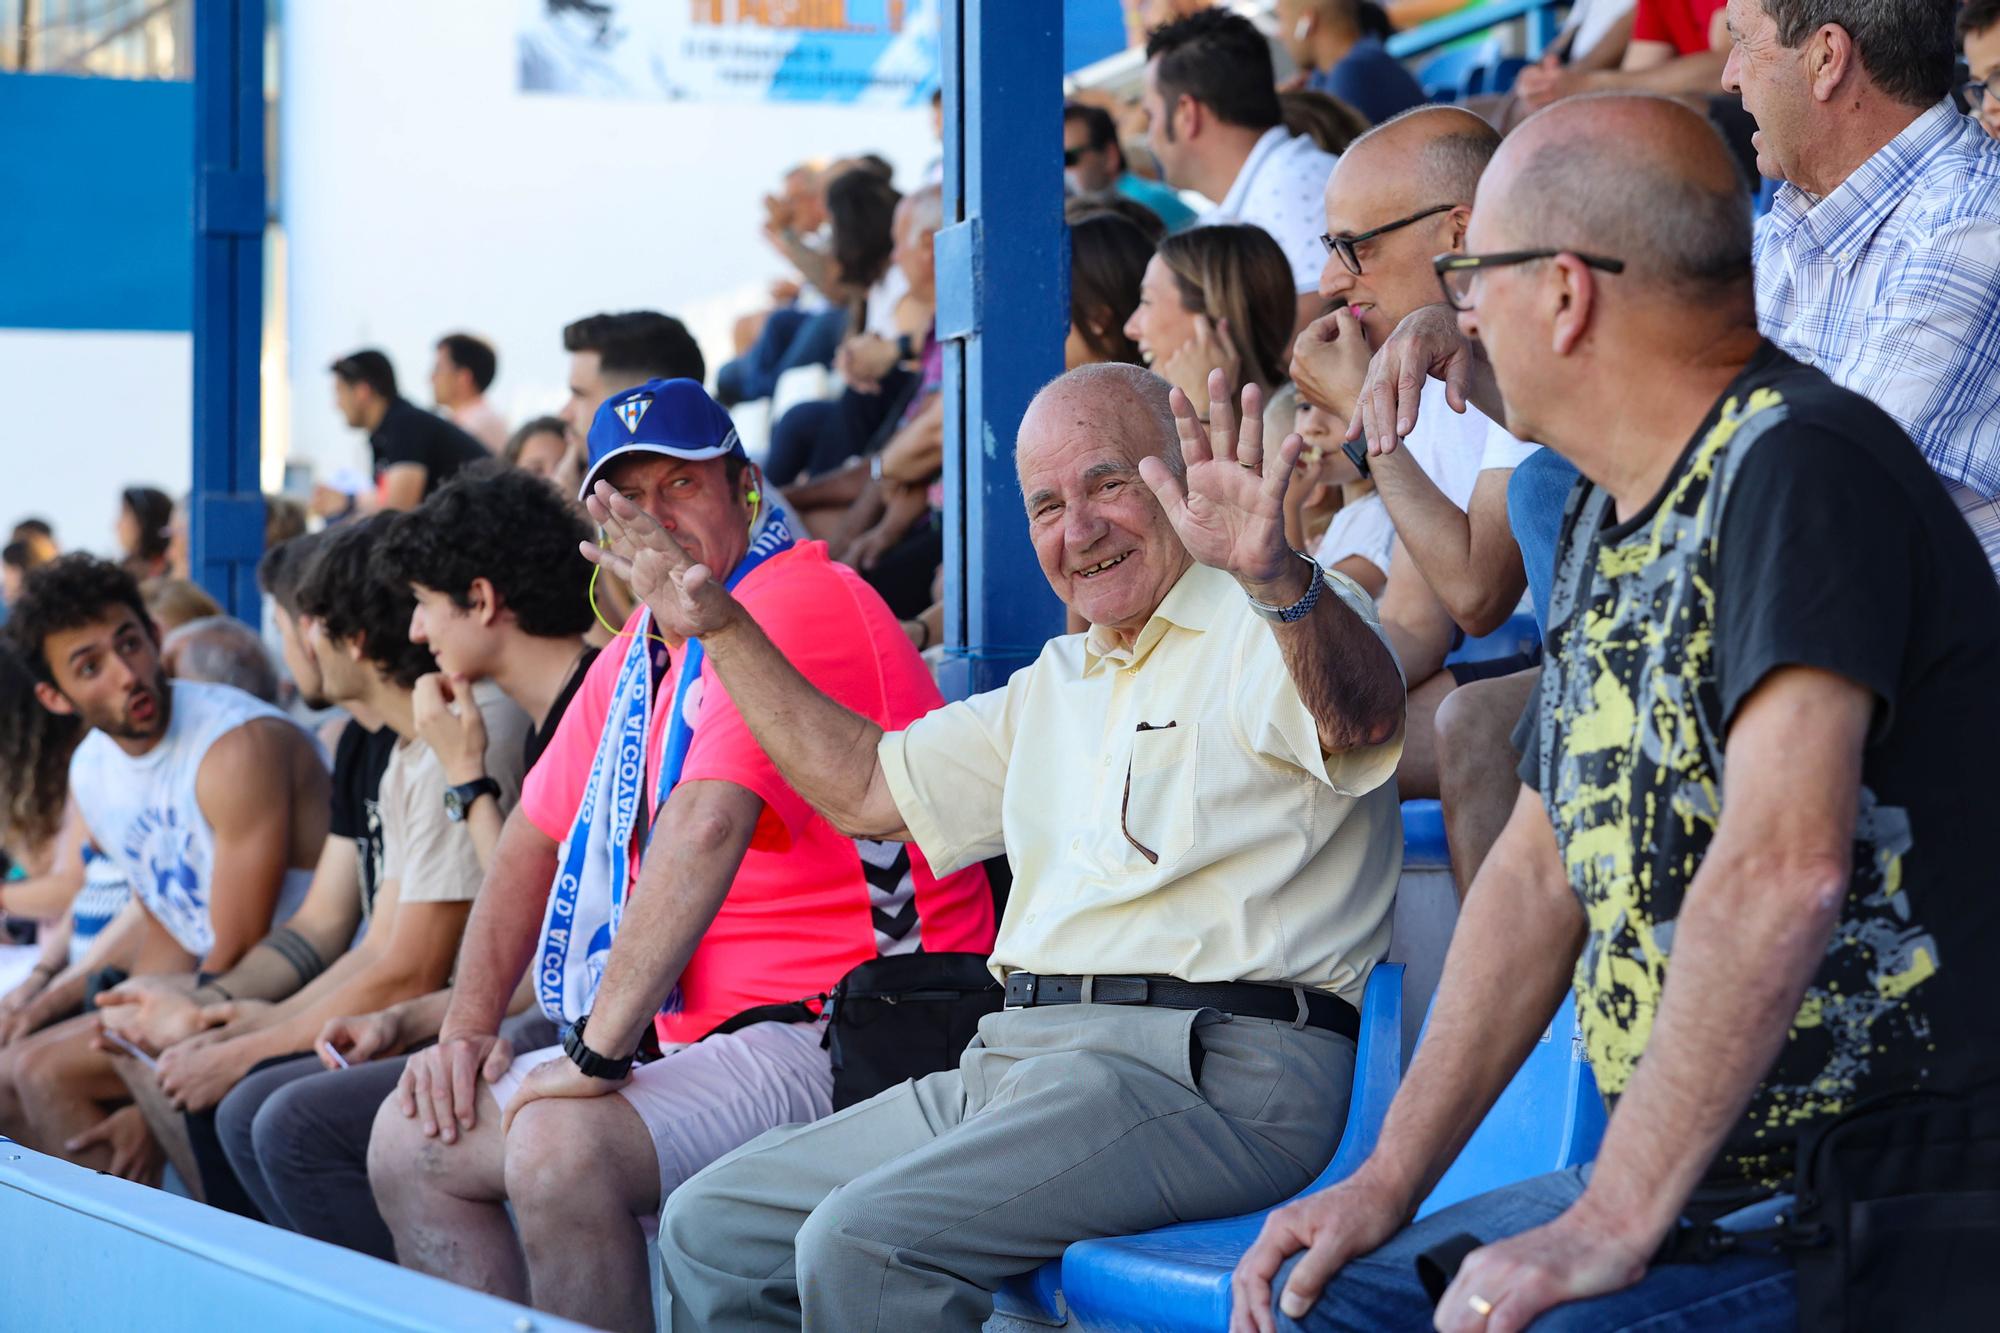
[{"left": 582, "top": 361, "right": 1407, "bottom": 1331}]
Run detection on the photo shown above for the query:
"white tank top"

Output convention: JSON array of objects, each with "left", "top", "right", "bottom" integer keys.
[{"left": 68, "top": 680, "right": 318, "bottom": 958}]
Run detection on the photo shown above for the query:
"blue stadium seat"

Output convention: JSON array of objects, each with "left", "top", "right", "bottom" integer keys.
[
  {"left": 1417, "top": 46, "right": 1488, "bottom": 102},
  {"left": 1048, "top": 990, "right": 1604, "bottom": 1332},
  {"left": 1416, "top": 991, "right": 1605, "bottom": 1218},
  {"left": 1445, "top": 610, "right": 1540, "bottom": 668},
  {"left": 1487, "top": 55, "right": 1530, "bottom": 95},
  {"left": 1047, "top": 964, "right": 1407, "bottom": 1333},
  {"left": 1400, "top": 798, "right": 1449, "bottom": 870}
]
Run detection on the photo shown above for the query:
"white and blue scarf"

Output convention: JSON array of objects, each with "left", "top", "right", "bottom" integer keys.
[{"left": 535, "top": 504, "right": 795, "bottom": 1024}]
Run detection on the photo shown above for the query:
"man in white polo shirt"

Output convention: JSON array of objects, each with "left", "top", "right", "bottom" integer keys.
[{"left": 1145, "top": 8, "right": 1340, "bottom": 336}]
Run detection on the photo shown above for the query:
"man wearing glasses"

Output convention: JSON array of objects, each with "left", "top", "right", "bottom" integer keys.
[
  {"left": 624, "top": 361, "right": 1408, "bottom": 1330},
  {"left": 1231, "top": 92, "right": 2000, "bottom": 1333},
  {"left": 1285, "top": 107, "right": 1540, "bottom": 832}
]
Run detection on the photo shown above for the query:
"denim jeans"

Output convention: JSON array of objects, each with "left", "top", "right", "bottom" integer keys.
[
  {"left": 715, "top": 306, "right": 849, "bottom": 406},
  {"left": 1275, "top": 1167, "right": 1795, "bottom": 1333},
  {"left": 1506, "top": 448, "right": 1581, "bottom": 636}
]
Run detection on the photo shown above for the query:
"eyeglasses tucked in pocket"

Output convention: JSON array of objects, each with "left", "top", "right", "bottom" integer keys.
[{"left": 1121, "top": 721, "right": 1198, "bottom": 869}]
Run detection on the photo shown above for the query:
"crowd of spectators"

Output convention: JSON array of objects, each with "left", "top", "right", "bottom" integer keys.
[{"left": 2, "top": 2, "right": 1999, "bottom": 1330}]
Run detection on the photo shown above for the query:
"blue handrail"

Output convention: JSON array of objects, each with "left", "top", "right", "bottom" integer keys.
[{"left": 1385, "top": 0, "right": 1566, "bottom": 60}]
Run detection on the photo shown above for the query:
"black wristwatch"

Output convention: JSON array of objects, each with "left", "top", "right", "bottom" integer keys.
[
  {"left": 442, "top": 776, "right": 501, "bottom": 824},
  {"left": 561, "top": 1014, "right": 636, "bottom": 1080},
  {"left": 1341, "top": 436, "right": 1372, "bottom": 479}
]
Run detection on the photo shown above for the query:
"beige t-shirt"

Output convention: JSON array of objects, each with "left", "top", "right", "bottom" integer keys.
[
  {"left": 378, "top": 680, "right": 531, "bottom": 904},
  {"left": 878, "top": 562, "right": 1405, "bottom": 1005}
]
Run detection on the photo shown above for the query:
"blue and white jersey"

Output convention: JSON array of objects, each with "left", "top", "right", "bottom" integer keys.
[
  {"left": 67, "top": 844, "right": 132, "bottom": 967},
  {"left": 68, "top": 680, "right": 314, "bottom": 957}
]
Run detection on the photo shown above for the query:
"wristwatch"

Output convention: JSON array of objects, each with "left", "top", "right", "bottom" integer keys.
[
  {"left": 442, "top": 776, "right": 501, "bottom": 824},
  {"left": 1340, "top": 437, "right": 1372, "bottom": 479},
  {"left": 1247, "top": 548, "right": 1327, "bottom": 624},
  {"left": 561, "top": 1014, "right": 637, "bottom": 1080}
]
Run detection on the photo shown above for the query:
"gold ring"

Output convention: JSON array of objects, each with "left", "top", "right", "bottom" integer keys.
[
  {"left": 1468, "top": 1294, "right": 1495, "bottom": 1317},
  {"left": 1239, "top": 459, "right": 1259, "bottom": 469}
]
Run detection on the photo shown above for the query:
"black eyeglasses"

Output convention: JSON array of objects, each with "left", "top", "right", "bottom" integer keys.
[
  {"left": 1319, "top": 203, "right": 1455, "bottom": 276},
  {"left": 1063, "top": 146, "right": 1099, "bottom": 167},
  {"left": 1960, "top": 74, "right": 2000, "bottom": 110},
  {"left": 1433, "top": 250, "right": 1627, "bottom": 311}
]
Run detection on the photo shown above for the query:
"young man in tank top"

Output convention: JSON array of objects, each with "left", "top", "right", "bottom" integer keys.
[{"left": 0, "top": 555, "right": 328, "bottom": 1172}]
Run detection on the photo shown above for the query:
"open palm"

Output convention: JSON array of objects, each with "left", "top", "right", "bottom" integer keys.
[
  {"left": 1138, "top": 370, "right": 1303, "bottom": 589},
  {"left": 580, "top": 482, "right": 739, "bottom": 641}
]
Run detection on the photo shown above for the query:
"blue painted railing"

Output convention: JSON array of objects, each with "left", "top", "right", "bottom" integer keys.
[
  {"left": 0, "top": 1138, "right": 590, "bottom": 1331},
  {"left": 1385, "top": 0, "right": 1566, "bottom": 60}
]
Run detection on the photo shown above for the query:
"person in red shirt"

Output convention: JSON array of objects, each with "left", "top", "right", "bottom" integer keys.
[
  {"left": 366, "top": 378, "right": 994, "bottom": 1332},
  {"left": 1516, "top": 0, "right": 1730, "bottom": 107}
]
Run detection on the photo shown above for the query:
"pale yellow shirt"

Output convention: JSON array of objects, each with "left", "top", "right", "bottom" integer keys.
[{"left": 879, "top": 563, "right": 1404, "bottom": 1005}]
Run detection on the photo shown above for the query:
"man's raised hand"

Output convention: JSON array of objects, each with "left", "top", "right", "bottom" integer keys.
[
  {"left": 1138, "top": 369, "right": 1304, "bottom": 597},
  {"left": 579, "top": 481, "right": 742, "bottom": 641}
]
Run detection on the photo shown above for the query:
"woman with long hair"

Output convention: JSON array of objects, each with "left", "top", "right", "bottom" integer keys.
[{"left": 1123, "top": 222, "right": 1298, "bottom": 424}]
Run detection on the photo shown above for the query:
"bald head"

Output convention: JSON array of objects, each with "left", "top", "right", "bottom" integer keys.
[
  {"left": 1022, "top": 363, "right": 1184, "bottom": 481},
  {"left": 1337, "top": 105, "right": 1500, "bottom": 212},
  {"left": 1486, "top": 95, "right": 1752, "bottom": 299}
]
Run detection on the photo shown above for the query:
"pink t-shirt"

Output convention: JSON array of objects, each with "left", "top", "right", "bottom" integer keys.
[{"left": 520, "top": 542, "right": 994, "bottom": 1042}]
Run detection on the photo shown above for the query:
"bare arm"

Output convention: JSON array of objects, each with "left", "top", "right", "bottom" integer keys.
[
  {"left": 548, "top": 781, "right": 761, "bottom": 1063},
  {"left": 1601, "top": 45, "right": 1728, "bottom": 92},
  {"left": 0, "top": 803, "right": 86, "bottom": 919},
  {"left": 581, "top": 488, "right": 912, "bottom": 843},
  {"left": 228, "top": 889, "right": 470, "bottom": 1065},
  {"left": 1375, "top": 536, "right": 1461, "bottom": 687},
  {"left": 1368, "top": 462, "right": 1527, "bottom": 635},
  {"left": 1230, "top": 787, "right": 1581, "bottom": 1331},
  {"left": 437, "top": 809, "right": 562, "bottom": 1040},
  {"left": 202, "top": 837, "right": 362, "bottom": 1003},
  {"left": 196, "top": 721, "right": 329, "bottom": 972},
  {"left": 1574, "top": 11, "right": 1635, "bottom": 71},
  {"left": 1348, "top": 305, "right": 1507, "bottom": 461},
  {"left": 768, "top": 227, "right": 849, "bottom": 304}
]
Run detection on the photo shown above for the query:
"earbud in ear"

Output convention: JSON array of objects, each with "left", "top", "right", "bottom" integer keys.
[{"left": 745, "top": 488, "right": 762, "bottom": 504}]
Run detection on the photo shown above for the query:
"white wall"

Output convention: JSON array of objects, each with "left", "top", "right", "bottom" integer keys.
[
  {"left": 281, "top": 0, "right": 941, "bottom": 478},
  {"left": 0, "top": 329, "right": 191, "bottom": 558}
]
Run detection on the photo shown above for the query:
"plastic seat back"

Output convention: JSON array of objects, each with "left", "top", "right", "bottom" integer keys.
[
  {"left": 1050, "top": 964, "right": 1406, "bottom": 1333},
  {"left": 1415, "top": 990, "right": 1606, "bottom": 1219}
]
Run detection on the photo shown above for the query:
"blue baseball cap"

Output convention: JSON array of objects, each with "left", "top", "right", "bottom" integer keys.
[{"left": 579, "top": 378, "right": 743, "bottom": 501}]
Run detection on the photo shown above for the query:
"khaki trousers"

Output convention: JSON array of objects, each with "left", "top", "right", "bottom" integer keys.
[{"left": 657, "top": 999, "right": 1355, "bottom": 1331}]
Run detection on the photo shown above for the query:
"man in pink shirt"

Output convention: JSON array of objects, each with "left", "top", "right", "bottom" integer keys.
[{"left": 366, "top": 378, "right": 993, "bottom": 1332}]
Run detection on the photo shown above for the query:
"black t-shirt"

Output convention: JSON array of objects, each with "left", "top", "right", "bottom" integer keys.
[
  {"left": 329, "top": 717, "right": 399, "bottom": 920},
  {"left": 369, "top": 398, "right": 489, "bottom": 497},
  {"left": 1515, "top": 342, "right": 2000, "bottom": 1193},
  {"left": 527, "top": 647, "right": 599, "bottom": 772}
]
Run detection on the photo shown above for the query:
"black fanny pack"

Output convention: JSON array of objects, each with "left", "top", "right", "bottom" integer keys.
[
  {"left": 1651, "top": 1080, "right": 2000, "bottom": 1331},
  {"left": 704, "top": 951, "right": 1003, "bottom": 1110},
  {"left": 1419, "top": 1081, "right": 2000, "bottom": 1328}
]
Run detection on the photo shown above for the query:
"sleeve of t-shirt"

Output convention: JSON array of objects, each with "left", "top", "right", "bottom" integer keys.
[
  {"left": 370, "top": 419, "right": 427, "bottom": 472},
  {"left": 518, "top": 614, "right": 634, "bottom": 842},
  {"left": 1513, "top": 672, "right": 1545, "bottom": 790},
  {"left": 327, "top": 719, "right": 361, "bottom": 839},
  {"left": 1480, "top": 421, "right": 1541, "bottom": 473},
  {"left": 1233, "top": 571, "right": 1404, "bottom": 797},
  {"left": 1630, "top": 0, "right": 1670, "bottom": 44},
  {"left": 1713, "top": 422, "right": 1914, "bottom": 734},
  {"left": 877, "top": 665, "right": 1028, "bottom": 877},
  {"left": 393, "top": 750, "right": 484, "bottom": 904}
]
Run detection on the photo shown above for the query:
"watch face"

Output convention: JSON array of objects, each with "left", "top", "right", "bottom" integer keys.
[{"left": 442, "top": 789, "right": 466, "bottom": 821}]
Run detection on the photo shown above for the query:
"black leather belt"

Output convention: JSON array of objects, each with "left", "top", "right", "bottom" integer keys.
[{"left": 1002, "top": 973, "right": 1358, "bottom": 1041}]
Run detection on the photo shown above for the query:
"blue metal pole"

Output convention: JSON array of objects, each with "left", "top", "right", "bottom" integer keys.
[
  {"left": 934, "top": 0, "right": 1067, "bottom": 701},
  {"left": 190, "top": 0, "right": 267, "bottom": 621}
]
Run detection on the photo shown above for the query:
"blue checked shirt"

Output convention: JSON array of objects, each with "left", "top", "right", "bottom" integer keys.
[{"left": 1756, "top": 101, "right": 2000, "bottom": 574}]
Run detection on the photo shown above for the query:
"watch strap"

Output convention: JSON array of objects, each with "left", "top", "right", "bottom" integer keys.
[
  {"left": 443, "top": 776, "right": 502, "bottom": 822},
  {"left": 562, "top": 1014, "right": 636, "bottom": 1080},
  {"left": 1247, "top": 549, "right": 1327, "bottom": 624}
]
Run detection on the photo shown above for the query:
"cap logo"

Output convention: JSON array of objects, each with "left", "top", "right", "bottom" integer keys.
[{"left": 615, "top": 397, "right": 651, "bottom": 434}]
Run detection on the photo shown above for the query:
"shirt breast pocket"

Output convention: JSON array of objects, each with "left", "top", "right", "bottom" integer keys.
[{"left": 1122, "top": 722, "right": 1198, "bottom": 871}]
